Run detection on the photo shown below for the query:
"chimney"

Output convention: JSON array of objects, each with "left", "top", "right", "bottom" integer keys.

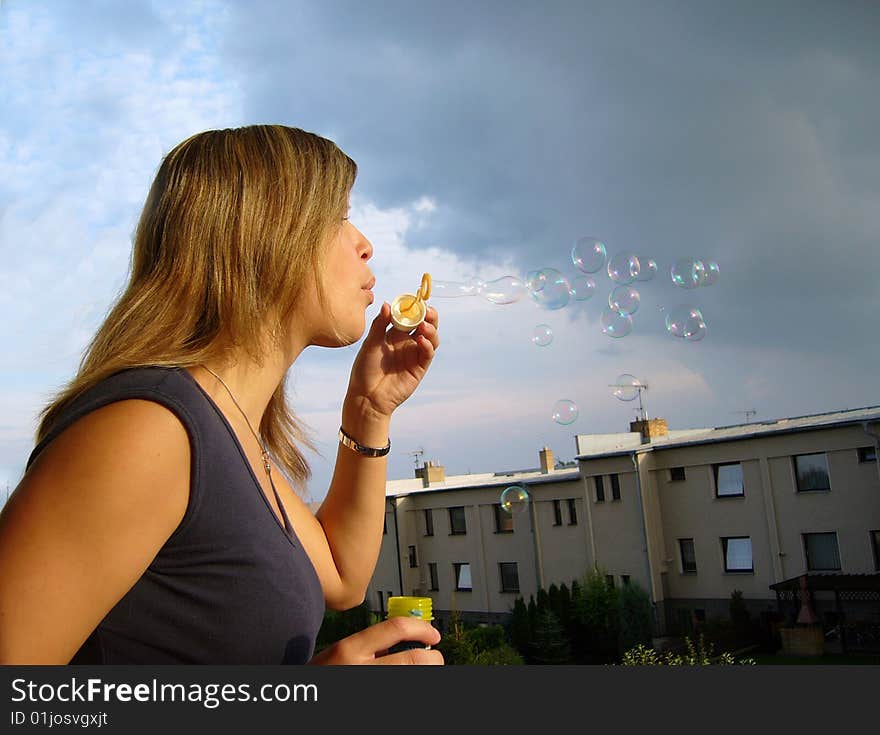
[
  {"left": 630, "top": 417, "right": 668, "bottom": 444},
  {"left": 539, "top": 446, "right": 554, "bottom": 474},
  {"left": 415, "top": 460, "right": 446, "bottom": 487}
]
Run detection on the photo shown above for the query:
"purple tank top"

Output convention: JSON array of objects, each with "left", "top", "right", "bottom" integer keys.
[{"left": 26, "top": 367, "right": 325, "bottom": 664}]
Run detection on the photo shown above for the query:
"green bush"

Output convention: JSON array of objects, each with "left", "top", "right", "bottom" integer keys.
[
  {"left": 314, "top": 601, "right": 377, "bottom": 653},
  {"left": 572, "top": 567, "right": 620, "bottom": 663},
  {"left": 618, "top": 581, "right": 653, "bottom": 654},
  {"left": 621, "top": 634, "right": 756, "bottom": 666},
  {"left": 434, "top": 613, "right": 524, "bottom": 665}
]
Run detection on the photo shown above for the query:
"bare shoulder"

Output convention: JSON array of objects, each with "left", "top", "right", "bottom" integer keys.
[
  {"left": 0, "top": 399, "right": 191, "bottom": 663},
  {"left": 25, "top": 398, "right": 191, "bottom": 525}
]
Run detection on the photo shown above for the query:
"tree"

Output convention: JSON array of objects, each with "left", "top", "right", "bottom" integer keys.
[
  {"left": 558, "top": 583, "right": 572, "bottom": 628},
  {"left": 508, "top": 596, "right": 531, "bottom": 657},
  {"left": 531, "top": 609, "right": 572, "bottom": 664},
  {"left": 618, "top": 581, "right": 653, "bottom": 655},
  {"left": 572, "top": 566, "right": 620, "bottom": 663}
]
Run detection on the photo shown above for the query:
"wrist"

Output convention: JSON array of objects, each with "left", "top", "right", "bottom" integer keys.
[{"left": 341, "top": 397, "right": 391, "bottom": 450}]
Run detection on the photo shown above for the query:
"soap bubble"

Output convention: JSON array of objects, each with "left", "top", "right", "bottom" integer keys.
[
  {"left": 431, "top": 280, "right": 478, "bottom": 298},
  {"left": 569, "top": 275, "right": 597, "bottom": 301},
  {"left": 501, "top": 485, "right": 530, "bottom": 515},
  {"left": 571, "top": 237, "right": 607, "bottom": 273},
  {"left": 531, "top": 324, "right": 553, "bottom": 347},
  {"left": 551, "top": 399, "right": 579, "bottom": 425},
  {"left": 670, "top": 258, "right": 706, "bottom": 289},
  {"left": 665, "top": 304, "right": 707, "bottom": 340},
  {"left": 609, "top": 285, "right": 640, "bottom": 315},
  {"left": 635, "top": 258, "right": 658, "bottom": 282},
  {"left": 600, "top": 307, "right": 633, "bottom": 338},
  {"left": 526, "top": 268, "right": 571, "bottom": 310},
  {"left": 525, "top": 269, "right": 547, "bottom": 292},
  {"left": 607, "top": 253, "right": 641, "bottom": 284},
  {"left": 479, "top": 275, "right": 527, "bottom": 304},
  {"left": 701, "top": 260, "right": 720, "bottom": 286},
  {"left": 612, "top": 373, "right": 642, "bottom": 401}
]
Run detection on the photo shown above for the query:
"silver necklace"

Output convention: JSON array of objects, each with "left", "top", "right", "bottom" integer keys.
[{"left": 201, "top": 365, "right": 272, "bottom": 479}]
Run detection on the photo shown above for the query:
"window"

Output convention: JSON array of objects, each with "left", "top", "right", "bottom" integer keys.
[
  {"left": 722, "top": 537, "right": 753, "bottom": 573},
  {"left": 803, "top": 532, "right": 841, "bottom": 571},
  {"left": 794, "top": 453, "right": 830, "bottom": 492},
  {"left": 610, "top": 473, "right": 621, "bottom": 501},
  {"left": 670, "top": 466, "right": 686, "bottom": 482},
  {"left": 383, "top": 516, "right": 387, "bottom": 534},
  {"left": 679, "top": 538, "right": 697, "bottom": 573},
  {"left": 552, "top": 499, "right": 562, "bottom": 526},
  {"left": 595, "top": 475, "right": 605, "bottom": 502},
  {"left": 377, "top": 590, "right": 384, "bottom": 612},
  {"left": 605, "top": 574, "right": 615, "bottom": 588},
  {"left": 408, "top": 545, "right": 418, "bottom": 568},
  {"left": 567, "top": 498, "right": 578, "bottom": 525},
  {"left": 428, "top": 562, "right": 439, "bottom": 591},
  {"left": 871, "top": 531, "right": 880, "bottom": 571},
  {"left": 499, "top": 562, "right": 519, "bottom": 593},
  {"left": 449, "top": 506, "right": 467, "bottom": 535},
  {"left": 494, "top": 503, "right": 514, "bottom": 533},
  {"left": 714, "top": 462, "right": 744, "bottom": 497},
  {"left": 424, "top": 508, "right": 434, "bottom": 536},
  {"left": 453, "top": 562, "right": 472, "bottom": 591},
  {"left": 858, "top": 446, "right": 877, "bottom": 463},
  {"left": 621, "top": 575, "right": 630, "bottom": 586}
]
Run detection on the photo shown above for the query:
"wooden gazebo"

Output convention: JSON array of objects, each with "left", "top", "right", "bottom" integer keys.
[{"left": 770, "top": 573, "right": 880, "bottom": 654}]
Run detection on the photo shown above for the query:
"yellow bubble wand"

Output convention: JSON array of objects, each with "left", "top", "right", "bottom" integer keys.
[{"left": 400, "top": 273, "right": 432, "bottom": 319}]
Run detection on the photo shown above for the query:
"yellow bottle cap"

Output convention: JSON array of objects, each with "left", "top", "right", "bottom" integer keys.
[
  {"left": 386, "top": 596, "right": 433, "bottom": 621},
  {"left": 390, "top": 293, "right": 427, "bottom": 331},
  {"left": 390, "top": 273, "right": 431, "bottom": 332}
]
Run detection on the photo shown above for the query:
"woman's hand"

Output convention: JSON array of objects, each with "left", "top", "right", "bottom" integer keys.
[
  {"left": 307, "top": 618, "right": 443, "bottom": 665},
  {"left": 345, "top": 302, "right": 440, "bottom": 421}
]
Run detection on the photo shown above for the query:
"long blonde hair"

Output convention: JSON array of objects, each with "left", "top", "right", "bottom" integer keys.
[{"left": 38, "top": 125, "right": 357, "bottom": 490}]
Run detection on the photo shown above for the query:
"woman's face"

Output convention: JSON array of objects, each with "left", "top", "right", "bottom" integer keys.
[{"left": 302, "top": 218, "right": 376, "bottom": 348}]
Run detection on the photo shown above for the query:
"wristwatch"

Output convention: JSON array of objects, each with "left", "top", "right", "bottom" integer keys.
[{"left": 338, "top": 426, "right": 391, "bottom": 457}]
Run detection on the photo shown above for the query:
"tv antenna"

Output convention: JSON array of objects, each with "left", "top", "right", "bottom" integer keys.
[
  {"left": 609, "top": 378, "right": 650, "bottom": 421},
  {"left": 409, "top": 447, "right": 424, "bottom": 469},
  {"left": 731, "top": 409, "right": 757, "bottom": 424}
]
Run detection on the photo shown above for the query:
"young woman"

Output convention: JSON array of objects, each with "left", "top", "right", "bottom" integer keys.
[{"left": 0, "top": 125, "right": 442, "bottom": 664}]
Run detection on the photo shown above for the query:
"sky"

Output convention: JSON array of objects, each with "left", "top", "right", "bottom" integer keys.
[{"left": 1, "top": 0, "right": 878, "bottom": 504}]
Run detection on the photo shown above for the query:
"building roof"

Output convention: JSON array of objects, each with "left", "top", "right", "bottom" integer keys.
[
  {"left": 575, "top": 405, "right": 880, "bottom": 460},
  {"left": 770, "top": 573, "right": 880, "bottom": 592},
  {"left": 385, "top": 466, "right": 581, "bottom": 499}
]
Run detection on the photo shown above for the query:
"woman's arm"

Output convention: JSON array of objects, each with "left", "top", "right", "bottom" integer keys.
[
  {"left": 0, "top": 400, "right": 190, "bottom": 663},
  {"left": 294, "top": 303, "right": 439, "bottom": 610}
]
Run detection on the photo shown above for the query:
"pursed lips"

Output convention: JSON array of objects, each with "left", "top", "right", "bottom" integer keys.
[{"left": 362, "top": 276, "right": 376, "bottom": 303}]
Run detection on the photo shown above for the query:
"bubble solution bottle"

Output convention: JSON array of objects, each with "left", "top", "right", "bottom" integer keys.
[{"left": 386, "top": 596, "right": 434, "bottom": 654}]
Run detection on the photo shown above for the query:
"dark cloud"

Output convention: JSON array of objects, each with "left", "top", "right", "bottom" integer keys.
[{"left": 232, "top": 2, "right": 874, "bottom": 367}]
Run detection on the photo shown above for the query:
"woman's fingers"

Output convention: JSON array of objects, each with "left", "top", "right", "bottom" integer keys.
[
  {"left": 365, "top": 302, "right": 392, "bottom": 344},
  {"left": 307, "top": 618, "right": 443, "bottom": 665},
  {"left": 373, "top": 647, "right": 445, "bottom": 665},
  {"left": 364, "top": 617, "right": 441, "bottom": 651}
]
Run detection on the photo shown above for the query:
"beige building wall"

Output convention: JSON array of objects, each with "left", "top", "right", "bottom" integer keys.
[
  {"left": 581, "top": 459, "right": 653, "bottom": 593},
  {"left": 366, "top": 414, "right": 880, "bottom": 633}
]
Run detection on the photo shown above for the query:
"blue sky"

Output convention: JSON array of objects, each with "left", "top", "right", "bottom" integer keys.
[{"left": 2, "top": 0, "right": 878, "bottom": 502}]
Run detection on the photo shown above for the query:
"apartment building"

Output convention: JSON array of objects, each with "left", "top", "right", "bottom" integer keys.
[{"left": 368, "top": 406, "right": 880, "bottom": 635}]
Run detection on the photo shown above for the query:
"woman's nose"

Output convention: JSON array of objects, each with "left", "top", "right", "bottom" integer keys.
[{"left": 355, "top": 226, "right": 373, "bottom": 261}]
